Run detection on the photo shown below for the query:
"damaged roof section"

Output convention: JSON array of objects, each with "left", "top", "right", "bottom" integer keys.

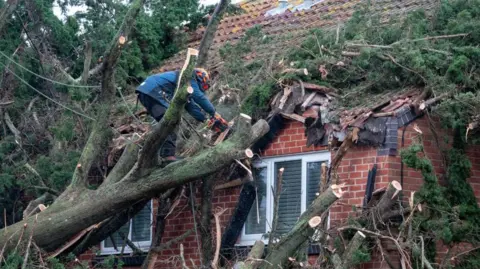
[{"left": 267, "top": 82, "right": 437, "bottom": 153}]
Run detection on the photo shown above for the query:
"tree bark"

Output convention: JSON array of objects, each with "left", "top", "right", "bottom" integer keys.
[
  {"left": 332, "top": 231, "right": 367, "bottom": 269},
  {"left": 199, "top": 177, "right": 215, "bottom": 268},
  {"left": 141, "top": 189, "right": 178, "bottom": 269},
  {"left": 71, "top": 199, "right": 149, "bottom": 256},
  {"left": 235, "top": 240, "right": 265, "bottom": 269},
  {"left": 68, "top": 0, "right": 146, "bottom": 189},
  {"left": 196, "top": 0, "right": 231, "bottom": 68},
  {"left": 0, "top": 117, "right": 268, "bottom": 253},
  {"left": 81, "top": 41, "right": 93, "bottom": 85},
  {"left": 259, "top": 185, "right": 344, "bottom": 269},
  {"left": 0, "top": 0, "right": 20, "bottom": 35}
]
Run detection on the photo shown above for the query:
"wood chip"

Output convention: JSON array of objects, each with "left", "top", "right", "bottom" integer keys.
[{"left": 280, "top": 112, "right": 305, "bottom": 123}]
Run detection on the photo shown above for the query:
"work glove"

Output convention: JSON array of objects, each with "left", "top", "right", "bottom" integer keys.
[{"left": 207, "top": 113, "right": 229, "bottom": 133}]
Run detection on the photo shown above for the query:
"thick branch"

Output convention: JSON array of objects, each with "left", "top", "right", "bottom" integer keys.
[
  {"left": 260, "top": 185, "right": 344, "bottom": 268},
  {"left": 196, "top": 0, "right": 231, "bottom": 67},
  {"left": 268, "top": 167, "right": 284, "bottom": 249},
  {"left": 332, "top": 231, "right": 367, "bottom": 269},
  {"left": 81, "top": 41, "right": 93, "bottom": 85},
  {"left": 71, "top": 200, "right": 149, "bottom": 256},
  {"left": 235, "top": 240, "right": 265, "bottom": 269},
  {"left": 373, "top": 180, "right": 402, "bottom": 219},
  {"left": 104, "top": 142, "right": 140, "bottom": 185},
  {"left": 68, "top": 0, "right": 145, "bottom": 189},
  {"left": 0, "top": 119, "right": 268, "bottom": 254},
  {"left": 137, "top": 48, "right": 198, "bottom": 170},
  {"left": 200, "top": 176, "right": 215, "bottom": 267}
]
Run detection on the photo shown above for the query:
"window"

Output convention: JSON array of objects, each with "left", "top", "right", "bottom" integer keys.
[
  {"left": 101, "top": 201, "right": 153, "bottom": 254},
  {"left": 239, "top": 152, "right": 330, "bottom": 246}
]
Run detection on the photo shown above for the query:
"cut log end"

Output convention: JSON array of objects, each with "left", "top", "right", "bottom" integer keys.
[
  {"left": 240, "top": 113, "right": 252, "bottom": 120},
  {"left": 187, "top": 48, "right": 199, "bottom": 56},
  {"left": 419, "top": 102, "right": 426, "bottom": 110},
  {"left": 391, "top": 180, "right": 402, "bottom": 191},
  {"left": 308, "top": 216, "right": 322, "bottom": 228},
  {"left": 331, "top": 184, "right": 345, "bottom": 198},
  {"left": 245, "top": 149, "right": 254, "bottom": 158},
  {"left": 303, "top": 68, "right": 309, "bottom": 75}
]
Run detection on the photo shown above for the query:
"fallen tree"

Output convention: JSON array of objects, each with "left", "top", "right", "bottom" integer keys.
[{"left": 0, "top": 0, "right": 269, "bottom": 257}]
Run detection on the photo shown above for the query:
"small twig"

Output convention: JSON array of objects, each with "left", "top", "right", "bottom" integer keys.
[
  {"left": 335, "top": 24, "right": 340, "bottom": 44},
  {"left": 14, "top": 223, "right": 27, "bottom": 252},
  {"left": 33, "top": 242, "right": 45, "bottom": 267},
  {"left": 212, "top": 208, "right": 228, "bottom": 269},
  {"left": 180, "top": 244, "right": 190, "bottom": 269},
  {"left": 385, "top": 54, "right": 426, "bottom": 83},
  {"left": 22, "top": 214, "right": 38, "bottom": 269},
  {"left": 3, "top": 209, "right": 6, "bottom": 235},
  {"left": 420, "top": 236, "right": 424, "bottom": 269},
  {"left": 0, "top": 101, "right": 14, "bottom": 106},
  {"left": 450, "top": 245, "right": 480, "bottom": 262}
]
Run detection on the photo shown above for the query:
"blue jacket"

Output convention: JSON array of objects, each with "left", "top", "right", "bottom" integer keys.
[{"left": 136, "top": 71, "right": 216, "bottom": 122}]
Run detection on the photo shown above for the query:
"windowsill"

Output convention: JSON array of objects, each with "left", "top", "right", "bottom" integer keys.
[{"left": 100, "top": 244, "right": 151, "bottom": 256}]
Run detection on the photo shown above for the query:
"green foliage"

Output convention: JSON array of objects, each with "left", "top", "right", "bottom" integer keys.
[
  {"left": 401, "top": 130, "right": 480, "bottom": 265},
  {"left": 98, "top": 255, "right": 124, "bottom": 269},
  {"left": 35, "top": 150, "right": 81, "bottom": 191},
  {"left": 351, "top": 245, "right": 371, "bottom": 265},
  {"left": 285, "top": 0, "right": 480, "bottom": 118},
  {"left": 241, "top": 80, "right": 277, "bottom": 118}
]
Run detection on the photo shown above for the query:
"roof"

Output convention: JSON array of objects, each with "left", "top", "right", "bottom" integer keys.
[
  {"left": 153, "top": 0, "right": 438, "bottom": 73},
  {"left": 267, "top": 79, "right": 430, "bottom": 148}
]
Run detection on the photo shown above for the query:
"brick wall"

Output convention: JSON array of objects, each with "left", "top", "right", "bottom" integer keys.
[{"left": 79, "top": 117, "right": 480, "bottom": 269}]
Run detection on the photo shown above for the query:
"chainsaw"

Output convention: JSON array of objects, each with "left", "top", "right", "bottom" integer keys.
[{"left": 207, "top": 113, "right": 229, "bottom": 133}]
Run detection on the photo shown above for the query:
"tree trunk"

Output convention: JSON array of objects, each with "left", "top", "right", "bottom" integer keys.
[
  {"left": 0, "top": 0, "right": 270, "bottom": 256},
  {"left": 259, "top": 184, "right": 344, "bottom": 269},
  {"left": 196, "top": 0, "right": 231, "bottom": 68},
  {"left": 0, "top": 117, "right": 268, "bottom": 252},
  {"left": 199, "top": 177, "right": 215, "bottom": 268}
]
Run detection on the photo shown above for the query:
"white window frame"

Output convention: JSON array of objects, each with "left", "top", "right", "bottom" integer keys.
[
  {"left": 100, "top": 200, "right": 153, "bottom": 255},
  {"left": 237, "top": 151, "right": 331, "bottom": 246}
]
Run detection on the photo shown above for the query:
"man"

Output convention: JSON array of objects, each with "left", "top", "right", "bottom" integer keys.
[{"left": 136, "top": 68, "right": 227, "bottom": 163}]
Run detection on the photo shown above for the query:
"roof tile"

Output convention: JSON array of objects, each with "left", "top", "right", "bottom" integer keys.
[{"left": 153, "top": 0, "right": 437, "bottom": 73}]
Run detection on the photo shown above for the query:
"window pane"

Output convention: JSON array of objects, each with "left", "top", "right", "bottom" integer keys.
[
  {"left": 307, "top": 162, "right": 323, "bottom": 205},
  {"left": 132, "top": 202, "right": 152, "bottom": 242},
  {"left": 245, "top": 167, "right": 267, "bottom": 235},
  {"left": 104, "top": 223, "right": 129, "bottom": 248},
  {"left": 275, "top": 160, "right": 302, "bottom": 234}
]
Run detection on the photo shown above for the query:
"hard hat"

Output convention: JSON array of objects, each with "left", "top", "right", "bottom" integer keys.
[{"left": 194, "top": 68, "right": 211, "bottom": 91}]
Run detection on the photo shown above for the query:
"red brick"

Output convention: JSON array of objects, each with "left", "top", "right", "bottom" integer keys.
[{"left": 291, "top": 134, "right": 304, "bottom": 141}]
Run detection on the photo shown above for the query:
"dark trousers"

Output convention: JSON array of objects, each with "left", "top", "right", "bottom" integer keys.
[{"left": 137, "top": 93, "right": 176, "bottom": 158}]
